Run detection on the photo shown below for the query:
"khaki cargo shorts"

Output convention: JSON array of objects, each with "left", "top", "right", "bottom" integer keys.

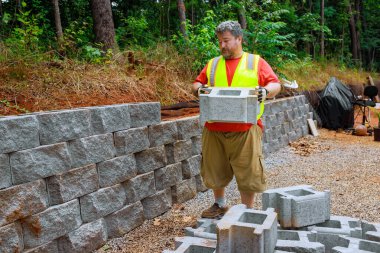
[{"left": 200, "top": 125, "right": 267, "bottom": 193}]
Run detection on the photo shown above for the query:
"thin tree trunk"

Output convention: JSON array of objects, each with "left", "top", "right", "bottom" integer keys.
[
  {"left": 237, "top": 6, "right": 247, "bottom": 29},
  {"left": 52, "top": 0, "right": 64, "bottom": 43},
  {"left": 177, "top": 0, "right": 187, "bottom": 38},
  {"left": 359, "top": 0, "right": 370, "bottom": 67},
  {"left": 320, "top": 0, "right": 325, "bottom": 58},
  {"left": 354, "top": 0, "right": 362, "bottom": 62},
  {"left": 348, "top": 3, "right": 359, "bottom": 60},
  {"left": 90, "top": 0, "right": 116, "bottom": 50},
  {"left": 0, "top": 0, "right": 3, "bottom": 18}
]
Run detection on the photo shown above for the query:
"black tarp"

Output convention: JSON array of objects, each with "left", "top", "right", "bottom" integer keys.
[{"left": 317, "top": 77, "right": 354, "bottom": 130}]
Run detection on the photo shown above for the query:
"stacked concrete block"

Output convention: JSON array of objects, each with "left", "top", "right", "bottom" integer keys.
[
  {"left": 171, "top": 177, "right": 197, "bottom": 203},
  {"left": 0, "top": 222, "right": 24, "bottom": 253},
  {"left": 361, "top": 221, "right": 380, "bottom": 242},
  {"left": 135, "top": 145, "right": 167, "bottom": 174},
  {"left": 123, "top": 171, "right": 156, "bottom": 204},
  {"left": 128, "top": 102, "right": 161, "bottom": 127},
  {"left": 275, "top": 230, "right": 325, "bottom": 253},
  {"left": 185, "top": 218, "right": 218, "bottom": 240},
  {"left": 148, "top": 120, "right": 178, "bottom": 147},
  {"left": 88, "top": 104, "right": 131, "bottom": 134},
  {"left": 114, "top": 126, "right": 150, "bottom": 155},
  {"left": 0, "top": 154, "right": 11, "bottom": 189},
  {"left": 216, "top": 205, "right": 278, "bottom": 253},
  {"left": 141, "top": 189, "right": 172, "bottom": 219},
  {"left": 262, "top": 185, "right": 330, "bottom": 228},
  {"left": 176, "top": 116, "right": 202, "bottom": 140},
  {"left": 311, "top": 234, "right": 380, "bottom": 253},
  {"left": 307, "top": 216, "right": 362, "bottom": 238},
  {"left": 163, "top": 236, "right": 217, "bottom": 253}
]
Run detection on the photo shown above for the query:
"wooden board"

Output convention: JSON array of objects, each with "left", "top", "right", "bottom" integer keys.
[{"left": 307, "top": 118, "right": 319, "bottom": 136}]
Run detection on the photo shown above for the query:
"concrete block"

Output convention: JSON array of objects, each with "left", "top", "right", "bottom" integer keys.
[
  {"left": 89, "top": 104, "right": 131, "bottom": 134},
  {"left": 275, "top": 230, "right": 325, "bottom": 253},
  {"left": 312, "top": 234, "right": 380, "bottom": 253},
  {"left": 270, "top": 100, "right": 283, "bottom": 114},
  {"left": 0, "top": 115, "right": 39, "bottom": 153},
  {"left": 199, "top": 88, "right": 260, "bottom": 125},
  {"left": 47, "top": 164, "right": 99, "bottom": 205},
  {"left": 217, "top": 204, "right": 277, "bottom": 253},
  {"left": 141, "top": 189, "right": 172, "bottom": 219},
  {"left": 162, "top": 236, "right": 216, "bottom": 253},
  {"left": 57, "top": 218, "right": 107, "bottom": 253},
  {"left": 23, "top": 241, "right": 58, "bottom": 253},
  {"left": 176, "top": 116, "right": 202, "bottom": 140},
  {"left": 135, "top": 146, "right": 167, "bottom": 174},
  {"left": 22, "top": 199, "right": 82, "bottom": 249},
  {"left": 191, "top": 135, "right": 202, "bottom": 155},
  {"left": 114, "top": 127, "right": 150, "bottom": 156},
  {"left": 281, "top": 122, "right": 290, "bottom": 135},
  {"left": 332, "top": 246, "right": 374, "bottom": 253},
  {"left": 37, "top": 109, "right": 92, "bottom": 145},
  {"left": 80, "top": 184, "right": 125, "bottom": 223},
  {"left": 302, "top": 124, "right": 309, "bottom": 136},
  {"left": 172, "top": 178, "right": 197, "bottom": 203},
  {"left": 185, "top": 218, "right": 218, "bottom": 240},
  {"left": 155, "top": 162, "right": 182, "bottom": 191},
  {"left": 128, "top": 102, "right": 161, "bottom": 128},
  {"left": 262, "top": 185, "right": 330, "bottom": 228},
  {"left": 182, "top": 155, "right": 201, "bottom": 179},
  {"left": 165, "top": 140, "right": 193, "bottom": 164},
  {"left": 123, "top": 171, "right": 156, "bottom": 204},
  {"left": 97, "top": 154, "right": 137, "bottom": 188},
  {"left": 0, "top": 179, "right": 48, "bottom": 226},
  {"left": 0, "top": 223, "right": 24, "bottom": 253},
  {"left": 10, "top": 143, "right": 72, "bottom": 184},
  {"left": 307, "top": 216, "right": 362, "bottom": 238},
  {"left": 0, "top": 154, "right": 11, "bottom": 189},
  {"left": 276, "top": 112, "right": 285, "bottom": 123},
  {"left": 195, "top": 174, "right": 208, "bottom": 192},
  {"left": 149, "top": 121, "right": 178, "bottom": 147},
  {"left": 361, "top": 221, "right": 380, "bottom": 242},
  {"left": 68, "top": 133, "right": 116, "bottom": 168},
  {"left": 105, "top": 201, "right": 145, "bottom": 239}
]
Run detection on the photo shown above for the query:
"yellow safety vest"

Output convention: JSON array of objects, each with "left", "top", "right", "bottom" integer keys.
[{"left": 206, "top": 52, "right": 265, "bottom": 120}]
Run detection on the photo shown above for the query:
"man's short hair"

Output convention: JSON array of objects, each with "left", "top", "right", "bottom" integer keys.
[{"left": 215, "top": 21, "right": 243, "bottom": 37}]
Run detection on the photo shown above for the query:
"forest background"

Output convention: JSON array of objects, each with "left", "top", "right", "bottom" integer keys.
[{"left": 0, "top": 0, "right": 379, "bottom": 115}]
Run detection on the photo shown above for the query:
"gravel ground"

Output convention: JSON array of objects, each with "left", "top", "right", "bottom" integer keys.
[{"left": 96, "top": 129, "right": 380, "bottom": 253}]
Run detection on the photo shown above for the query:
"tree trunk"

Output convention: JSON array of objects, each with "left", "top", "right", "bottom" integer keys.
[
  {"left": 320, "top": 0, "right": 325, "bottom": 57},
  {"left": 348, "top": 3, "right": 359, "bottom": 60},
  {"left": 0, "top": 0, "right": 3, "bottom": 18},
  {"left": 354, "top": 0, "right": 362, "bottom": 61},
  {"left": 237, "top": 6, "right": 247, "bottom": 29},
  {"left": 90, "top": 0, "right": 116, "bottom": 50},
  {"left": 177, "top": 0, "right": 187, "bottom": 38},
  {"left": 52, "top": 0, "right": 64, "bottom": 43}
]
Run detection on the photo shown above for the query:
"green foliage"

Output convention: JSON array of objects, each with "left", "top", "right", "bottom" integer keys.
[
  {"left": 0, "top": 99, "right": 30, "bottom": 114},
  {"left": 116, "top": 14, "right": 153, "bottom": 48}
]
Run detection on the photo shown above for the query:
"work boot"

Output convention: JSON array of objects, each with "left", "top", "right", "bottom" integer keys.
[{"left": 201, "top": 203, "right": 229, "bottom": 219}]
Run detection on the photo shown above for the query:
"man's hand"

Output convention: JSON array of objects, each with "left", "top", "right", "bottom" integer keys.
[{"left": 257, "top": 87, "right": 268, "bottom": 103}]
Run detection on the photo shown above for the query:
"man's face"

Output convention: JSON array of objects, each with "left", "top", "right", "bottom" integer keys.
[{"left": 217, "top": 31, "right": 242, "bottom": 59}]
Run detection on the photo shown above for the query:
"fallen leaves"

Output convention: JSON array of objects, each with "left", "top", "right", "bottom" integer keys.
[{"left": 289, "top": 137, "right": 331, "bottom": 156}]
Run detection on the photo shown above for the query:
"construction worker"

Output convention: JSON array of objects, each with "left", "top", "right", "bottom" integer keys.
[{"left": 192, "top": 21, "right": 281, "bottom": 218}]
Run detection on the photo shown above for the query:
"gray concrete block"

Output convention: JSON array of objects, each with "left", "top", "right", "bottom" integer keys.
[
  {"left": 262, "top": 185, "right": 330, "bottom": 228},
  {"left": 89, "top": 104, "right": 131, "bottom": 134},
  {"left": 0, "top": 223, "right": 24, "bottom": 253},
  {"left": 141, "top": 189, "right": 172, "bottom": 219},
  {"left": 182, "top": 155, "right": 201, "bottom": 179},
  {"left": 128, "top": 102, "right": 161, "bottom": 128},
  {"left": 217, "top": 204, "right": 277, "bottom": 253},
  {"left": 285, "top": 109, "right": 295, "bottom": 122},
  {"left": 361, "top": 221, "right": 380, "bottom": 242},
  {"left": 0, "top": 179, "right": 48, "bottom": 226},
  {"left": 69, "top": 133, "right": 116, "bottom": 168},
  {"left": 135, "top": 146, "right": 167, "bottom": 174},
  {"left": 57, "top": 218, "right": 107, "bottom": 253},
  {"left": 176, "top": 116, "right": 202, "bottom": 140},
  {"left": 0, "top": 154, "right": 11, "bottom": 189},
  {"left": 275, "top": 230, "right": 325, "bottom": 253},
  {"left": 165, "top": 140, "right": 193, "bottom": 164},
  {"left": 23, "top": 241, "right": 58, "bottom": 253},
  {"left": 10, "top": 143, "right": 72, "bottom": 184},
  {"left": 37, "top": 109, "right": 92, "bottom": 145},
  {"left": 191, "top": 135, "right": 202, "bottom": 156},
  {"left": 163, "top": 236, "right": 216, "bottom": 253},
  {"left": 276, "top": 112, "right": 285, "bottom": 123},
  {"left": 0, "top": 115, "right": 40, "bottom": 153},
  {"left": 22, "top": 199, "right": 82, "bottom": 249},
  {"left": 105, "top": 201, "right": 145, "bottom": 239},
  {"left": 123, "top": 171, "right": 156, "bottom": 204},
  {"left": 307, "top": 216, "right": 362, "bottom": 239},
  {"left": 149, "top": 121, "right": 178, "bottom": 147},
  {"left": 281, "top": 122, "right": 290, "bottom": 135},
  {"left": 47, "top": 164, "right": 99, "bottom": 205},
  {"left": 97, "top": 154, "right": 137, "bottom": 188},
  {"left": 80, "top": 184, "right": 125, "bottom": 223},
  {"left": 155, "top": 162, "right": 182, "bottom": 191},
  {"left": 302, "top": 124, "right": 309, "bottom": 136},
  {"left": 185, "top": 218, "right": 218, "bottom": 240},
  {"left": 332, "top": 246, "right": 373, "bottom": 253},
  {"left": 172, "top": 178, "right": 197, "bottom": 203},
  {"left": 312, "top": 234, "right": 380, "bottom": 253},
  {"left": 114, "top": 127, "right": 150, "bottom": 156},
  {"left": 195, "top": 174, "right": 208, "bottom": 192}
]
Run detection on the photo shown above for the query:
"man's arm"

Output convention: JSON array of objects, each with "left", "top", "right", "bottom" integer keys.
[
  {"left": 192, "top": 82, "right": 203, "bottom": 97},
  {"left": 264, "top": 82, "right": 281, "bottom": 98}
]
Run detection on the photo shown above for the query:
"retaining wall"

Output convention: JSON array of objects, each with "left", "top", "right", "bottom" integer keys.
[{"left": 0, "top": 95, "right": 313, "bottom": 252}]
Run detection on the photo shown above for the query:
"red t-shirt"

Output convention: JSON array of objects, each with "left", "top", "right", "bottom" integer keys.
[{"left": 195, "top": 56, "right": 279, "bottom": 132}]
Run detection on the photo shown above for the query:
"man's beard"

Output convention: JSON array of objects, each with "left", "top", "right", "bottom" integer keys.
[{"left": 222, "top": 49, "right": 232, "bottom": 59}]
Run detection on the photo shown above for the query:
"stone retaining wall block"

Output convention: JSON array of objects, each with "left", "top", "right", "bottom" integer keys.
[
  {"left": 128, "top": 102, "right": 161, "bottom": 128},
  {"left": 155, "top": 163, "right": 182, "bottom": 191},
  {"left": 195, "top": 175, "right": 208, "bottom": 192},
  {"left": 0, "top": 154, "right": 11, "bottom": 189},
  {"left": 23, "top": 241, "right": 58, "bottom": 253},
  {"left": 141, "top": 189, "right": 172, "bottom": 219},
  {"left": 148, "top": 121, "right": 178, "bottom": 147},
  {"left": 182, "top": 155, "right": 201, "bottom": 179},
  {"left": 0, "top": 223, "right": 24, "bottom": 253},
  {"left": 176, "top": 116, "right": 202, "bottom": 140},
  {"left": 191, "top": 135, "right": 202, "bottom": 156},
  {"left": 165, "top": 140, "right": 193, "bottom": 164},
  {"left": 172, "top": 178, "right": 197, "bottom": 204},
  {"left": 114, "top": 127, "right": 150, "bottom": 156},
  {"left": 135, "top": 146, "right": 167, "bottom": 174},
  {"left": 123, "top": 171, "right": 156, "bottom": 204},
  {"left": 89, "top": 104, "right": 131, "bottom": 134}
]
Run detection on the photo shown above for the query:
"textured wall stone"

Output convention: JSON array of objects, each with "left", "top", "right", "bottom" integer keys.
[
  {"left": 191, "top": 135, "right": 202, "bottom": 156},
  {"left": 176, "top": 116, "right": 202, "bottom": 140},
  {"left": 58, "top": 218, "right": 107, "bottom": 253},
  {"left": 97, "top": 154, "right": 137, "bottom": 188},
  {"left": 148, "top": 121, "right": 178, "bottom": 147},
  {"left": 155, "top": 162, "right": 182, "bottom": 191},
  {"left": 0, "top": 115, "right": 39, "bottom": 153},
  {"left": 37, "top": 109, "right": 92, "bottom": 145},
  {"left": 47, "top": 164, "right": 99, "bottom": 205},
  {"left": 123, "top": 172, "right": 156, "bottom": 204},
  {"left": 10, "top": 143, "right": 72, "bottom": 184},
  {"left": 80, "top": 184, "right": 126, "bottom": 223},
  {"left": 22, "top": 199, "right": 82, "bottom": 249},
  {"left": 68, "top": 133, "right": 115, "bottom": 168},
  {"left": 135, "top": 146, "right": 167, "bottom": 174},
  {"left": 172, "top": 178, "right": 197, "bottom": 203},
  {"left": 105, "top": 202, "right": 145, "bottom": 239},
  {"left": 114, "top": 127, "right": 150, "bottom": 156},
  {"left": 0, "top": 223, "right": 23, "bottom": 253},
  {"left": 128, "top": 102, "right": 161, "bottom": 128},
  {"left": 0, "top": 154, "right": 11, "bottom": 189},
  {"left": 0, "top": 180, "right": 48, "bottom": 226},
  {"left": 89, "top": 104, "right": 131, "bottom": 134},
  {"left": 182, "top": 155, "right": 201, "bottom": 179},
  {"left": 195, "top": 174, "right": 208, "bottom": 192},
  {"left": 165, "top": 140, "right": 193, "bottom": 164},
  {"left": 141, "top": 189, "right": 172, "bottom": 219},
  {"left": 23, "top": 241, "right": 58, "bottom": 253}
]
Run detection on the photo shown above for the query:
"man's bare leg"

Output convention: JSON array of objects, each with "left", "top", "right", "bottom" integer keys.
[{"left": 240, "top": 191, "right": 255, "bottom": 208}]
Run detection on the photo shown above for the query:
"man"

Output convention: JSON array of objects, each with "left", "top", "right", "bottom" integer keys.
[{"left": 192, "top": 21, "right": 281, "bottom": 218}]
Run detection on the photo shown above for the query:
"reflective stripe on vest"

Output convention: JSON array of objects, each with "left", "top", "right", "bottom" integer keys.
[{"left": 206, "top": 52, "right": 264, "bottom": 120}]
